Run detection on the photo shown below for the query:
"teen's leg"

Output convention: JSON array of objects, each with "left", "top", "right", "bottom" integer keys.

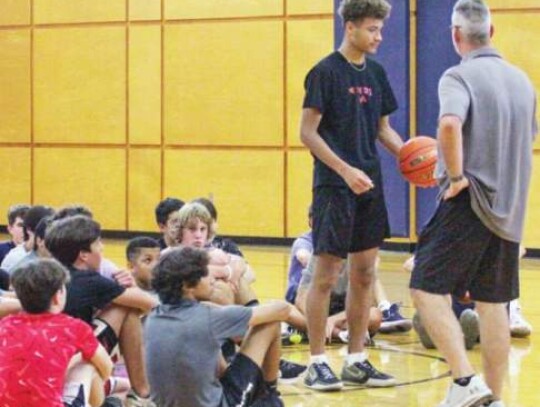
[
  {"left": 347, "top": 248, "right": 378, "bottom": 354},
  {"left": 64, "top": 359, "right": 102, "bottom": 407},
  {"left": 98, "top": 305, "right": 150, "bottom": 398},
  {"left": 238, "top": 322, "right": 281, "bottom": 382},
  {"left": 305, "top": 254, "right": 344, "bottom": 356}
]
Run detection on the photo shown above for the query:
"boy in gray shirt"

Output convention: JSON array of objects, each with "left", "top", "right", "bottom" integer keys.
[{"left": 145, "top": 247, "right": 291, "bottom": 407}]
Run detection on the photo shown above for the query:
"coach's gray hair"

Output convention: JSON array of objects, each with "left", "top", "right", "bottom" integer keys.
[{"left": 452, "top": 0, "right": 491, "bottom": 46}]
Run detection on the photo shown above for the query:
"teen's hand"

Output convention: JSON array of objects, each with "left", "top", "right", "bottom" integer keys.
[
  {"left": 112, "top": 269, "right": 135, "bottom": 288},
  {"left": 340, "top": 166, "right": 374, "bottom": 195}
]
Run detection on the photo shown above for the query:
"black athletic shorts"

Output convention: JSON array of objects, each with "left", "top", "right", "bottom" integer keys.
[
  {"left": 312, "top": 186, "right": 390, "bottom": 258},
  {"left": 410, "top": 189, "right": 519, "bottom": 303},
  {"left": 221, "top": 353, "right": 265, "bottom": 407},
  {"left": 92, "top": 318, "right": 120, "bottom": 362}
]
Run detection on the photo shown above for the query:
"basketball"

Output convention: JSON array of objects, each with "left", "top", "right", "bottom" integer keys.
[{"left": 399, "top": 136, "right": 438, "bottom": 187}]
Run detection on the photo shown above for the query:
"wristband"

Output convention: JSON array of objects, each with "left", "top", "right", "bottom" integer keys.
[
  {"left": 450, "top": 174, "right": 464, "bottom": 183},
  {"left": 224, "top": 265, "right": 232, "bottom": 281}
]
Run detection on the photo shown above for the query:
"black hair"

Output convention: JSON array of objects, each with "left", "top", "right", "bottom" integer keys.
[
  {"left": 126, "top": 236, "right": 160, "bottom": 262},
  {"left": 152, "top": 247, "right": 209, "bottom": 304},
  {"left": 53, "top": 204, "right": 93, "bottom": 221},
  {"left": 338, "top": 0, "right": 391, "bottom": 24},
  {"left": 23, "top": 205, "right": 55, "bottom": 241},
  {"left": 192, "top": 197, "right": 218, "bottom": 221},
  {"left": 45, "top": 215, "right": 101, "bottom": 267},
  {"left": 11, "top": 259, "right": 70, "bottom": 314},
  {"left": 7, "top": 204, "right": 30, "bottom": 226},
  {"left": 155, "top": 197, "right": 185, "bottom": 226}
]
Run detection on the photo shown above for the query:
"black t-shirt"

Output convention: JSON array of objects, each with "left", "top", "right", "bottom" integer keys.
[
  {"left": 303, "top": 51, "right": 398, "bottom": 188},
  {"left": 64, "top": 267, "right": 126, "bottom": 324}
]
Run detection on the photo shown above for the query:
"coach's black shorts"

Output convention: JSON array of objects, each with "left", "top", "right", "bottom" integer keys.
[
  {"left": 312, "top": 186, "right": 390, "bottom": 258},
  {"left": 410, "top": 189, "right": 519, "bottom": 303},
  {"left": 221, "top": 353, "right": 265, "bottom": 407}
]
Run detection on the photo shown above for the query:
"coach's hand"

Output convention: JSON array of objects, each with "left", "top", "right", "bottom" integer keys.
[
  {"left": 444, "top": 176, "right": 469, "bottom": 200},
  {"left": 340, "top": 165, "right": 374, "bottom": 195}
]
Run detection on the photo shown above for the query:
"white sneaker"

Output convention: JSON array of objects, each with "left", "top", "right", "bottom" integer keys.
[
  {"left": 509, "top": 300, "right": 532, "bottom": 338},
  {"left": 485, "top": 401, "right": 505, "bottom": 407},
  {"left": 438, "top": 376, "right": 492, "bottom": 407}
]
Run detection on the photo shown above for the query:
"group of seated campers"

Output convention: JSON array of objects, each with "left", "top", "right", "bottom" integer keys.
[
  {"left": 0, "top": 199, "right": 305, "bottom": 407},
  {"left": 0, "top": 198, "right": 532, "bottom": 407}
]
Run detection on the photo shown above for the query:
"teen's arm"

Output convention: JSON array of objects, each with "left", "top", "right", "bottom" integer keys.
[
  {"left": 89, "top": 344, "right": 114, "bottom": 380},
  {"left": 248, "top": 301, "right": 291, "bottom": 327},
  {"left": 112, "top": 287, "right": 159, "bottom": 313},
  {"left": 377, "top": 115, "right": 403, "bottom": 157},
  {"left": 301, "top": 108, "right": 373, "bottom": 194}
]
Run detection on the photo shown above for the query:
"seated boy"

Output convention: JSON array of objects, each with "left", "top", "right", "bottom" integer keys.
[
  {"left": 45, "top": 215, "right": 159, "bottom": 407},
  {"left": 0, "top": 204, "right": 30, "bottom": 264},
  {"left": 0, "top": 259, "right": 113, "bottom": 407},
  {"left": 155, "top": 197, "right": 185, "bottom": 250},
  {"left": 126, "top": 236, "right": 161, "bottom": 294},
  {"left": 192, "top": 197, "right": 243, "bottom": 257},
  {"left": 2, "top": 205, "right": 54, "bottom": 272},
  {"left": 145, "top": 247, "right": 290, "bottom": 407}
]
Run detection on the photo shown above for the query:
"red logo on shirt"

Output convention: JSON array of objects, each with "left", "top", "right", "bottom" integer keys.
[{"left": 349, "top": 86, "right": 372, "bottom": 104}]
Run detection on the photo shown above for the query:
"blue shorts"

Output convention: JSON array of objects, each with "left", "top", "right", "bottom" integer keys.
[
  {"left": 312, "top": 186, "right": 390, "bottom": 258},
  {"left": 410, "top": 190, "right": 519, "bottom": 303}
]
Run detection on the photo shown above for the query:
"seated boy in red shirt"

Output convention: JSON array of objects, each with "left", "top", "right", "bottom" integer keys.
[{"left": 0, "top": 259, "right": 112, "bottom": 407}]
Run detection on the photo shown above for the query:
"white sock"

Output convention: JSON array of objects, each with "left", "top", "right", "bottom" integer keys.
[
  {"left": 346, "top": 351, "right": 367, "bottom": 365},
  {"left": 378, "top": 300, "right": 391, "bottom": 312},
  {"left": 310, "top": 354, "right": 329, "bottom": 365}
]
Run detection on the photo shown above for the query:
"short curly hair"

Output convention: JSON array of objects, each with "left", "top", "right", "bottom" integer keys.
[
  {"left": 338, "top": 0, "right": 391, "bottom": 24},
  {"left": 152, "top": 247, "right": 209, "bottom": 304}
]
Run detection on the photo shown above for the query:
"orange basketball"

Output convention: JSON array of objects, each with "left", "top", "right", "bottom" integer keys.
[{"left": 399, "top": 136, "right": 438, "bottom": 188}]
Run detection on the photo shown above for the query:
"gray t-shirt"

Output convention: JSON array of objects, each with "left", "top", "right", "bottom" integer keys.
[
  {"left": 299, "top": 257, "right": 348, "bottom": 296},
  {"left": 436, "top": 47, "right": 537, "bottom": 242},
  {"left": 145, "top": 300, "right": 252, "bottom": 407}
]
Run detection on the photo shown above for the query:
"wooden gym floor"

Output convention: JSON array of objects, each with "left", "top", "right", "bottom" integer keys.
[{"left": 104, "top": 240, "right": 539, "bottom": 407}]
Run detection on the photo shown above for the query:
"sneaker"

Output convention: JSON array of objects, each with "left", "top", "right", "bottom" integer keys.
[
  {"left": 379, "top": 303, "right": 413, "bottom": 333},
  {"left": 303, "top": 362, "right": 343, "bottom": 391},
  {"left": 341, "top": 360, "right": 396, "bottom": 387},
  {"left": 460, "top": 309, "right": 480, "bottom": 350},
  {"left": 438, "top": 376, "right": 492, "bottom": 407},
  {"left": 125, "top": 389, "right": 157, "bottom": 407},
  {"left": 413, "top": 312, "right": 435, "bottom": 349},
  {"left": 484, "top": 401, "right": 505, "bottom": 407},
  {"left": 509, "top": 300, "right": 532, "bottom": 338},
  {"left": 278, "top": 359, "right": 307, "bottom": 383}
]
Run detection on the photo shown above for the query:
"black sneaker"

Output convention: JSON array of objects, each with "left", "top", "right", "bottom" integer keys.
[
  {"left": 379, "top": 303, "right": 413, "bottom": 333},
  {"left": 303, "top": 362, "right": 343, "bottom": 391},
  {"left": 278, "top": 359, "right": 307, "bottom": 383},
  {"left": 341, "top": 360, "right": 396, "bottom": 387}
]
